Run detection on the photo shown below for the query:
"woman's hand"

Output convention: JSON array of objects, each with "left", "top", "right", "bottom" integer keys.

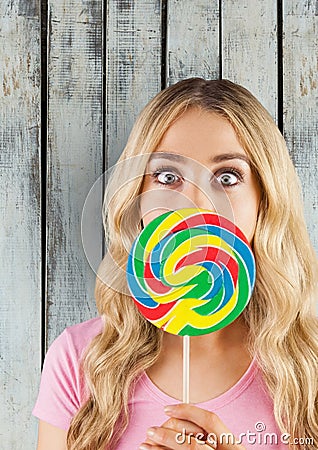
[{"left": 139, "top": 403, "right": 246, "bottom": 449}]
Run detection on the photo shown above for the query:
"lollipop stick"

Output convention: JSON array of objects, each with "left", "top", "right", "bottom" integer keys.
[{"left": 183, "top": 335, "right": 190, "bottom": 403}]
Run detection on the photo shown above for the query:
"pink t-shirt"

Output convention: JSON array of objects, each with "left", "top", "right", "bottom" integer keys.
[{"left": 32, "top": 316, "right": 288, "bottom": 449}]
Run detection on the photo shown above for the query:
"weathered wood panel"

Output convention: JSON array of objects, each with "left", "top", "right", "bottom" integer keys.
[
  {"left": 0, "top": 1, "right": 41, "bottom": 448},
  {"left": 222, "top": 0, "right": 278, "bottom": 120},
  {"left": 283, "top": 0, "right": 318, "bottom": 253},
  {"left": 167, "top": 0, "right": 219, "bottom": 85},
  {"left": 46, "top": 0, "right": 103, "bottom": 346},
  {"left": 106, "top": 0, "right": 162, "bottom": 167}
]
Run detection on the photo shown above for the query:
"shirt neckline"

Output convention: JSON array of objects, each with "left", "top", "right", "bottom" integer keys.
[{"left": 140, "top": 354, "right": 259, "bottom": 410}]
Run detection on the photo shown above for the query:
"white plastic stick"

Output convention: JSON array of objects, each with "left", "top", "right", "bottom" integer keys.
[{"left": 183, "top": 335, "right": 190, "bottom": 403}]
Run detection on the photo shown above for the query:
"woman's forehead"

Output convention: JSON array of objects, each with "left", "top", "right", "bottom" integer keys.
[{"left": 148, "top": 109, "right": 249, "bottom": 163}]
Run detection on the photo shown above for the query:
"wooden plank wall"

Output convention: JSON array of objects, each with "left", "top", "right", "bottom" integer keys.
[
  {"left": 1, "top": 1, "right": 317, "bottom": 448},
  {"left": 0, "top": 1, "right": 42, "bottom": 448},
  {"left": 283, "top": 0, "right": 318, "bottom": 249},
  {"left": 46, "top": 0, "right": 103, "bottom": 349}
]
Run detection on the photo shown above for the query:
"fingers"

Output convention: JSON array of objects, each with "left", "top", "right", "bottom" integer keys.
[
  {"left": 161, "top": 416, "right": 207, "bottom": 435},
  {"left": 163, "top": 404, "right": 245, "bottom": 450},
  {"left": 139, "top": 404, "right": 245, "bottom": 449},
  {"left": 140, "top": 424, "right": 217, "bottom": 450},
  {"left": 164, "top": 404, "right": 230, "bottom": 436},
  {"left": 144, "top": 417, "right": 205, "bottom": 445}
]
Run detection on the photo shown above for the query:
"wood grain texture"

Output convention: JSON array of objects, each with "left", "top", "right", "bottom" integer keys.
[
  {"left": 106, "top": 0, "right": 162, "bottom": 167},
  {"left": 167, "top": 0, "right": 219, "bottom": 85},
  {"left": 283, "top": 0, "right": 318, "bottom": 252},
  {"left": 222, "top": 0, "right": 278, "bottom": 120},
  {"left": 0, "top": 1, "right": 41, "bottom": 448},
  {"left": 46, "top": 0, "right": 103, "bottom": 345}
]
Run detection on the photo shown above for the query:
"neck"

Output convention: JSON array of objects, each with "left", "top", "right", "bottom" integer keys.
[
  {"left": 161, "top": 315, "right": 250, "bottom": 362},
  {"left": 146, "top": 316, "right": 252, "bottom": 403}
]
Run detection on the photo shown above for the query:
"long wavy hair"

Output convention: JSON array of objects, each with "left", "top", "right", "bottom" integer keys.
[{"left": 67, "top": 78, "right": 318, "bottom": 449}]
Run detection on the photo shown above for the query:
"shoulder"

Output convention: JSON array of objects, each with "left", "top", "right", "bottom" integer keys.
[
  {"left": 35, "top": 316, "right": 104, "bottom": 412},
  {"left": 49, "top": 315, "right": 104, "bottom": 358},
  {"left": 63, "top": 316, "right": 104, "bottom": 348},
  {"left": 32, "top": 316, "right": 104, "bottom": 427}
]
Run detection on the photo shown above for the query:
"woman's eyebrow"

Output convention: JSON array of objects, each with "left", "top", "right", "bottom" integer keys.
[
  {"left": 148, "top": 152, "right": 250, "bottom": 165},
  {"left": 148, "top": 152, "right": 184, "bottom": 162},
  {"left": 210, "top": 153, "right": 250, "bottom": 165}
]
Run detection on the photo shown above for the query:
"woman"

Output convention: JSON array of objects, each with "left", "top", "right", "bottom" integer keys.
[{"left": 33, "top": 78, "right": 318, "bottom": 449}]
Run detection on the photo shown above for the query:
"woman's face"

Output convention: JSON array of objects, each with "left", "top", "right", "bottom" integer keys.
[{"left": 139, "top": 107, "right": 261, "bottom": 243}]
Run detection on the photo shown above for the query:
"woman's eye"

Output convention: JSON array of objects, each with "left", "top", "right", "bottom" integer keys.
[
  {"left": 216, "top": 171, "right": 241, "bottom": 187},
  {"left": 154, "top": 171, "right": 181, "bottom": 185}
]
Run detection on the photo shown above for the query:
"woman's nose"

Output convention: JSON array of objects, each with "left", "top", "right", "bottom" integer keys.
[{"left": 183, "top": 181, "right": 216, "bottom": 212}]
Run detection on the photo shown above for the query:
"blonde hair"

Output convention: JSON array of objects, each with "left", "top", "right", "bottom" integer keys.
[{"left": 67, "top": 78, "right": 318, "bottom": 449}]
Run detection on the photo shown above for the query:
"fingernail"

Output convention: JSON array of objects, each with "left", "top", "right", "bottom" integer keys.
[
  {"left": 164, "top": 405, "right": 175, "bottom": 414},
  {"left": 139, "top": 445, "right": 150, "bottom": 450},
  {"left": 147, "top": 427, "right": 156, "bottom": 437}
]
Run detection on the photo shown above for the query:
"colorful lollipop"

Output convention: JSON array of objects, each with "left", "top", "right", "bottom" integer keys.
[{"left": 126, "top": 208, "right": 255, "bottom": 336}]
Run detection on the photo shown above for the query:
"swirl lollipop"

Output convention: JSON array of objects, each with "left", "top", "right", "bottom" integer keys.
[{"left": 126, "top": 208, "right": 256, "bottom": 336}]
